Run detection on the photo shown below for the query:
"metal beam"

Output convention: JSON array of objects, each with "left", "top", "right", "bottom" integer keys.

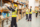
[{"left": 1, "top": 0, "right": 2, "bottom": 7}]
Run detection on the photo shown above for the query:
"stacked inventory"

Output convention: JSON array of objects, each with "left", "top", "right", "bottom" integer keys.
[
  {"left": 2, "top": 0, "right": 28, "bottom": 22},
  {"left": 0, "top": 0, "right": 29, "bottom": 27},
  {"left": 39, "top": 0, "right": 40, "bottom": 15}
]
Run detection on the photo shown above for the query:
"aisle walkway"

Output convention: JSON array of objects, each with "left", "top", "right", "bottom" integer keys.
[
  {"left": 32, "top": 13, "right": 40, "bottom": 27},
  {"left": 17, "top": 16, "right": 31, "bottom": 27},
  {"left": 3, "top": 13, "right": 40, "bottom": 27}
]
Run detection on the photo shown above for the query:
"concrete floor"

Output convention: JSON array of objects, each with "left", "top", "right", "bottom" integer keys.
[{"left": 3, "top": 13, "right": 40, "bottom": 27}]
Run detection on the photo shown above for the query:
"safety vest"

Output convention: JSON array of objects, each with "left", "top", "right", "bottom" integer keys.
[
  {"left": 35, "top": 10, "right": 37, "bottom": 13},
  {"left": 29, "top": 9, "right": 32, "bottom": 14},
  {"left": 12, "top": 9, "right": 17, "bottom": 17},
  {"left": 26, "top": 9, "right": 29, "bottom": 14}
]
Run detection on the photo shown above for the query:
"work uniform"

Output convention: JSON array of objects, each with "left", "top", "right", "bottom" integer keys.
[
  {"left": 28, "top": 9, "right": 32, "bottom": 21},
  {"left": 7, "top": 7, "right": 17, "bottom": 27},
  {"left": 26, "top": 9, "right": 29, "bottom": 20},
  {"left": 35, "top": 9, "right": 38, "bottom": 17}
]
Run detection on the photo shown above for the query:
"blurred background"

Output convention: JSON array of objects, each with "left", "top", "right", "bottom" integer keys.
[{"left": 0, "top": 0, "right": 40, "bottom": 27}]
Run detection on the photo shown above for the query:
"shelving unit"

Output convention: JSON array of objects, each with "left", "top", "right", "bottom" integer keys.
[
  {"left": 39, "top": 0, "right": 40, "bottom": 15},
  {"left": 34, "top": 0, "right": 39, "bottom": 13},
  {"left": 0, "top": 0, "right": 28, "bottom": 27}
]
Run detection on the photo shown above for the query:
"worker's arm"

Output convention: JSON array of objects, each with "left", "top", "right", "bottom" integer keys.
[
  {"left": 6, "top": 5, "right": 15, "bottom": 11},
  {"left": 7, "top": 7, "right": 12, "bottom": 10},
  {"left": 7, "top": 7, "right": 15, "bottom": 11},
  {"left": 6, "top": 5, "right": 11, "bottom": 10}
]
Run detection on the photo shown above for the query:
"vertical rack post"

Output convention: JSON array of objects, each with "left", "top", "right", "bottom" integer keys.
[
  {"left": 1, "top": 0, "right": 3, "bottom": 27},
  {"left": 21, "top": 9, "right": 22, "bottom": 19},
  {"left": 12, "top": 0, "right": 13, "bottom": 7},
  {"left": 1, "top": 0, "right": 2, "bottom": 7}
]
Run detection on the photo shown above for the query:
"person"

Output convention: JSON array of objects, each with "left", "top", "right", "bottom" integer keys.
[
  {"left": 6, "top": 4, "right": 17, "bottom": 27},
  {"left": 28, "top": 6, "right": 32, "bottom": 21},
  {"left": 26, "top": 7, "right": 29, "bottom": 20},
  {"left": 35, "top": 9, "right": 38, "bottom": 18}
]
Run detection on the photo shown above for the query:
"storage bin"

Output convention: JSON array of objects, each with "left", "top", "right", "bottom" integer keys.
[
  {"left": 2, "top": 12, "right": 6, "bottom": 18},
  {"left": 7, "top": 13, "right": 9, "bottom": 17}
]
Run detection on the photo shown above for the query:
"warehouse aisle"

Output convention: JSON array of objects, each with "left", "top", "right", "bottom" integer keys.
[
  {"left": 3, "top": 13, "right": 40, "bottom": 27},
  {"left": 17, "top": 16, "right": 31, "bottom": 27},
  {"left": 32, "top": 13, "right": 40, "bottom": 27}
]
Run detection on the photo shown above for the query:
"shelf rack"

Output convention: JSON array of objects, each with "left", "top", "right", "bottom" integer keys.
[{"left": 0, "top": 0, "right": 28, "bottom": 27}]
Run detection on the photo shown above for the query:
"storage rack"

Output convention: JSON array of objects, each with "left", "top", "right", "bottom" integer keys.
[
  {"left": 39, "top": 0, "right": 40, "bottom": 15},
  {"left": 0, "top": 0, "right": 28, "bottom": 27},
  {"left": 2, "top": 0, "right": 28, "bottom": 21}
]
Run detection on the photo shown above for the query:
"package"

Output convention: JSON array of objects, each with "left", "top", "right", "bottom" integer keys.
[
  {"left": 19, "top": 5, "right": 22, "bottom": 9},
  {"left": 24, "top": 5, "right": 26, "bottom": 7},
  {"left": 2, "top": 12, "right": 6, "bottom": 18},
  {"left": 22, "top": 6, "right": 24, "bottom": 9},
  {"left": 2, "top": 3, "right": 10, "bottom": 10},
  {"left": 6, "top": 13, "right": 7, "bottom": 17},
  {"left": 14, "top": 0, "right": 17, "bottom": 2},
  {"left": 7, "top": 13, "right": 9, "bottom": 17}
]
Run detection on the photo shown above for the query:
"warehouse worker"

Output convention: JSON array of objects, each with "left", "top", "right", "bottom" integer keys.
[
  {"left": 28, "top": 6, "right": 32, "bottom": 21},
  {"left": 26, "top": 7, "right": 29, "bottom": 20},
  {"left": 6, "top": 4, "right": 17, "bottom": 27},
  {"left": 35, "top": 9, "right": 38, "bottom": 18}
]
